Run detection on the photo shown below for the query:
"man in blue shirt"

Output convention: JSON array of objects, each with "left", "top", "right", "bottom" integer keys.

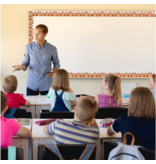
[{"left": 12, "top": 24, "right": 60, "bottom": 95}]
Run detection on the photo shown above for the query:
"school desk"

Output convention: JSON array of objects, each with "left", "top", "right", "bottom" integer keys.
[
  {"left": 20, "top": 96, "right": 37, "bottom": 118},
  {"left": 36, "top": 96, "right": 51, "bottom": 118},
  {"left": 12, "top": 120, "right": 32, "bottom": 160},
  {"left": 31, "top": 119, "right": 121, "bottom": 160}
]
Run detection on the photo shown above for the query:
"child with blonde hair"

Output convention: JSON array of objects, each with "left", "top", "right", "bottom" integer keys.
[
  {"left": 148, "top": 74, "right": 156, "bottom": 102},
  {"left": 3, "top": 75, "right": 30, "bottom": 108},
  {"left": 95, "top": 74, "right": 122, "bottom": 107},
  {"left": 43, "top": 96, "right": 99, "bottom": 144},
  {"left": 48, "top": 69, "right": 77, "bottom": 111},
  {"left": 0, "top": 91, "right": 32, "bottom": 147}
]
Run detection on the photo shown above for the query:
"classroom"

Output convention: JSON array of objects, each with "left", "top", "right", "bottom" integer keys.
[{"left": 1, "top": 4, "right": 156, "bottom": 160}]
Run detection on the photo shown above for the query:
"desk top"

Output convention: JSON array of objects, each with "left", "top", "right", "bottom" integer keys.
[
  {"left": 36, "top": 96, "right": 51, "bottom": 106},
  {"left": 32, "top": 119, "right": 121, "bottom": 139},
  {"left": 24, "top": 96, "right": 37, "bottom": 106}
]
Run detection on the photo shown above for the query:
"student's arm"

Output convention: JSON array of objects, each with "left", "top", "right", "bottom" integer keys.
[
  {"left": 120, "top": 97, "right": 123, "bottom": 107},
  {"left": 16, "top": 126, "right": 32, "bottom": 138},
  {"left": 95, "top": 95, "right": 99, "bottom": 104},
  {"left": 107, "top": 125, "right": 115, "bottom": 136},
  {"left": 87, "top": 118, "right": 99, "bottom": 128},
  {"left": 25, "top": 100, "right": 30, "bottom": 107},
  {"left": 43, "top": 121, "right": 55, "bottom": 135},
  {"left": 69, "top": 88, "right": 78, "bottom": 106},
  {"left": 43, "top": 125, "right": 51, "bottom": 135}
]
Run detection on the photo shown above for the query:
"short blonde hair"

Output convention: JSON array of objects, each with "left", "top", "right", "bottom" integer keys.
[
  {"left": 52, "top": 69, "right": 70, "bottom": 91},
  {"left": 76, "top": 97, "right": 98, "bottom": 121},
  {"left": 129, "top": 87, "right": 155, "bottom": 119},
  {"left": 3, "top": 75, "right": 18, "bottom": 93}
]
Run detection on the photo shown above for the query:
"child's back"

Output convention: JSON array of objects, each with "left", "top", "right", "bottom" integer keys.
[
  {"left": 98, "top": 94, "right": 121, "bottom": 107},
  {"left": 3, "top": 75, "right": 30, "bottom": 108},
  {"left": 44, "top": 96, "right": 99, "bottom": 144},
  {"left": 95, "top": 74, "right": 122, "bottom": 107}
]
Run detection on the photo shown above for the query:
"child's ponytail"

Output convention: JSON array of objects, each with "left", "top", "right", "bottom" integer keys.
[{"left": 113, "top": 76, "right": 122, "bottom": 105}]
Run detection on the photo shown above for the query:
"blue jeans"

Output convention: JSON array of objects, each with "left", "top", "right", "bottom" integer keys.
[{"left": 27, "top": 87, "right": 48, "bottom": 96}]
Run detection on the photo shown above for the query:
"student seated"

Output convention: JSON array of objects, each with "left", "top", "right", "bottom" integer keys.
[
  {"left": 148, "top": 74, "right": 156, "bottom": 102},
  {"left": 43, "top": 97, "right": 99, "bottom": 144},
  {"left": 48, "top": 69, "right": 77, "bottom": 111},
  {"left": 0, "top": 91, "right": 32, "bottom": 147},
  {"left": 3, "top": 75, "right": 30, "bottom": 108},
  {"left": 107, "top": 87, "right": 155, "bottom": 150},
  {"left": 95, "top": 74, "right": 122, "bottom": 107}
]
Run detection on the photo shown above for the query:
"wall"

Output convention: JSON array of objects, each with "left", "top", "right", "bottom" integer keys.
[{"left": 1, "top": 4, "right": 156, "bottom": 95}]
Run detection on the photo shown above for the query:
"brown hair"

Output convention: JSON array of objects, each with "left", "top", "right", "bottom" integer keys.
[
  {"left": 3, "top": 75, "right": 18, "bottom": 93},
  {"left": 1, "top": 91, "right": 7, "bottom": 114},
  {"left": 129, "top": 87, "right": 155, "bottom": 119},
  {"left": 52, "top": 69, "right": 70, "bottom": 91},
  {"left": 152, "top": 74, "right": 156, "bottom": 83},
  {"left": 105, "top": 74, "right": 122, "bottom": 105},
  {"left": 35, "top": 24, "right": 48, "bottom": 34},
  {"left": 76, "top": 97, "right": 98, "bottom": 121}
]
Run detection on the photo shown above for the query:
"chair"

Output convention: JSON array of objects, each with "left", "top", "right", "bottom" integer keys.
[
  {"left": 1, "top": 147, "right": 23, "bottom": 160},
  {"left": 5, "top": 108, "right": 27, "bottom": 118},
  {"left": 103, "top": 142, "right": 155, "bottom": 160},
  {"left": 40, "top": 111, "right": 74, "bottom": 119},
  {"left": 95, "top": 107, "right": 128, "bottom": 119},
  {"left": 38, "top": 144, "right": 96, "bottom": 160}
]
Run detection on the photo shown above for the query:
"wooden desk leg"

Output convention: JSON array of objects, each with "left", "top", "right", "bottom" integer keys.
[
  {"left": 12, "top": 139, "right": 29, "bottom": 160},
  {"left": 36, "top": 106, "right": 41, "bottom": 118},
  {"left": 95, "top": 139, "right": 102, "bottom": 160}
]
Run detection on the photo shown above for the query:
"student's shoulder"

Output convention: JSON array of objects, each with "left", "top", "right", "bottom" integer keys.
[{"left": 65, "top": 88, "right": 73, "bottom": 93}]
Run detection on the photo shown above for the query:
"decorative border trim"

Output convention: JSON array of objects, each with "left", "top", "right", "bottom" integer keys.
[
  {"left": 68, "top": 72, "right": 154, "bottom": 78},
  {"left": 28, "top": 11, "right": 156, "bottom": 43}
]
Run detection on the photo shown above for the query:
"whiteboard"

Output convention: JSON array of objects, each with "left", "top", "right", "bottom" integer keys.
[
  {"left": 33, "top": 17, "right": 155, "bottom": 73},
  {"left": 121, "top": 83, "right": 136, "bottom": 94}
]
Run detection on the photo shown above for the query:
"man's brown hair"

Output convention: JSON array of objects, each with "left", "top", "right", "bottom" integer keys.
[
  {"left": 52, "top": 69, "right": 70, "bottom": 91},
  {"left": 3, "top": 75, "right": 18, "bottom": 93},
  {"left": 1, "top": 91, "right": 7, "bottom": 114},
  {"left": 35, "top": 24, "right": 48, "bottom": 34},
  {"left": 76, "top": 97, "right": 98, "bottom": 121},
  {"left": 129, "top": 87, "right": 155, "bottom": 119}
]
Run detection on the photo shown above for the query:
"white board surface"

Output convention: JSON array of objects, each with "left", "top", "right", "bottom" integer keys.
[{"left": 33, "top": 17, "right": 155, "bottom": 73}]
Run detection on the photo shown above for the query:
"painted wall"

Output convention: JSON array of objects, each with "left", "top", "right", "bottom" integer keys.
[{"left": 1, "top": 4, "right": 156, "bottom": 95}]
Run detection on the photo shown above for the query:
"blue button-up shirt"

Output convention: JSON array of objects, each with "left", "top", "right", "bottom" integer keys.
[
  {"left": 22, "top": 41, "right": 60, "bottom": 91},
  {"left": 151, "top": 89, "right": 156, "bottom": 102}
]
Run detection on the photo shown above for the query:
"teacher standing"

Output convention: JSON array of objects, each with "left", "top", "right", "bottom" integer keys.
[{"left": 13, "top": 24, "right": 60, "bottom": 95}]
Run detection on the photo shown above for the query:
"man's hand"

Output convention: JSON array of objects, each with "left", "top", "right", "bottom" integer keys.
[
  {"left": 12, "top": 65, "right": 22, "bottom": 72},
  {"left": 46, "top": 72, "right": 55, "bottom": 77},
  {"left": 12, "top": 64, "right": 27, "bottom": 72}
]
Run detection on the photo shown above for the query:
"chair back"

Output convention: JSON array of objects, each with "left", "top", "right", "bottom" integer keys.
[
  {"left": 103, "top": 142, "right": 155, "bottom": 160},
  {"left": 40, "top": 111, "right": 74, "bottom": 119},
  {"left": 38, "top": 144, "right": 96, "bottom": 160},
  {"left": 95, "top": 107, "right": 128, "bottom": 119},
  {"left": 5, "top": 108, "right": 27, "bottom": 118},
  {"left": 0, "top": 148, "right": 18, "bottom": 161}
]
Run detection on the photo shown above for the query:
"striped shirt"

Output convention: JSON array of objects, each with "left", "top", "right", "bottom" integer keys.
[{"left": 47, "top": 119, "right": 99, "bottom": 144}]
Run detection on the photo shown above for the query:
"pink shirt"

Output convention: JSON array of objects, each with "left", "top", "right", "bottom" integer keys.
[
  {"left": 98, "top": 94, "right": 121, "bottom": 107},
  {"left": 5, "top": 93, "right": 26, "bottom": 108},
  {"left": 0, "top": 116, "right": 21, "bottom": 147}
]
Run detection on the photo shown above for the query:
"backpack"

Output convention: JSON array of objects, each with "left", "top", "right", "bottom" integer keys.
[{"left": 108, "top": 132, "right": 145, "bottom": 160}]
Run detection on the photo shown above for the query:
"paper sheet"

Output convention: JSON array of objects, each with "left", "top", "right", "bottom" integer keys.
[{"left": 37, "top": 98, "right": 51, "bottom": 104}]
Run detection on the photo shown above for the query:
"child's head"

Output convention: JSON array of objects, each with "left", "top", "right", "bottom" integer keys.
[
  {"left": 75, "top": 96, "right": 98, "bottom": 121},
  {"left": 129, "top": 87, "right": 155, "bottom": 119},
  {"left": 3, "top": 75, "right": 17, "bottom": 93},
  {"left": 52, "top": 69, "right": 69, "bottom": 91},
  {"left": 148, "top": 74, "right": 156, "bottom": 90},
  {"left": 1, "top": 91, "right": 7, "bottom": 114},
  {"left": 102, "top": 74, "right": 121, "bottom": 104}
]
